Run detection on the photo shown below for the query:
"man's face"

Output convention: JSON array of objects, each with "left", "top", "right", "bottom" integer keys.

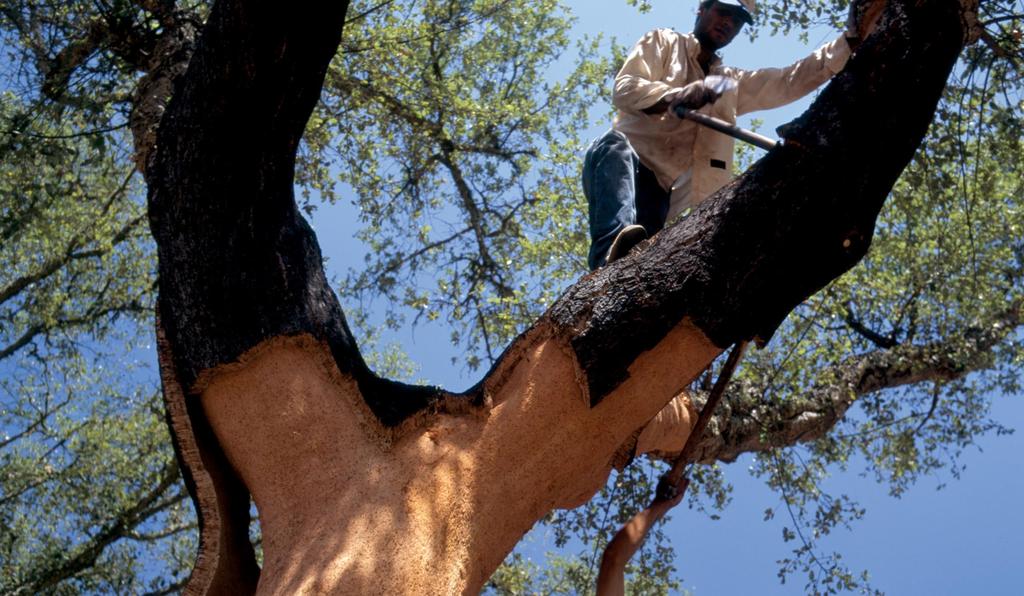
[{"left": 694, "top": 2, "right": 746, "bottom": 50}]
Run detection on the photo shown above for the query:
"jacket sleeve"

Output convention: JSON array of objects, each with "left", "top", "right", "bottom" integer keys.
[
  {"left": 613, "top": 29, "right": 686, "bottom": 114},
  {"left": 733, "top": 35, "right": 852, "bottom": 116}
]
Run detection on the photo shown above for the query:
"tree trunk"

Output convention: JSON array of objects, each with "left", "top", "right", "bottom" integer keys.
[{"left": 146, "top": 0, "right": 969, "bottom": 593}]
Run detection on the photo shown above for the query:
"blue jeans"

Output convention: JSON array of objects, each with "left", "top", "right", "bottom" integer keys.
[{"left": 582, "top": 129, "right": 670, "bottom": 270}]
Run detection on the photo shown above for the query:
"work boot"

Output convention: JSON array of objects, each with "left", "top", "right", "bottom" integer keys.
[{"left": 605, "top": 224, "right": 647, "bottom": 264}]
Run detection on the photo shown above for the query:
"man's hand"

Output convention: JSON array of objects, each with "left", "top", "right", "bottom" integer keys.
[
  {"left": 669, "top": 80, "right": 722, "bottom": 114},
  {"left": 641, "top": 81, "right": 721, "bottom": 116}
]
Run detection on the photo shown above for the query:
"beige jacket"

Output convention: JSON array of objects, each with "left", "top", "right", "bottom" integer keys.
[{"left": 612, "top": 29, "right": 851, "bottom": 220}]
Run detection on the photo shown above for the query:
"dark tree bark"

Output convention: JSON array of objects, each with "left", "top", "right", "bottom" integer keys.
[
  {"left": 148, "top": 0, "right": 453, "bottom": 427},
  {"left": 145, "top": 0, "right": 971, "bottom": 592}
]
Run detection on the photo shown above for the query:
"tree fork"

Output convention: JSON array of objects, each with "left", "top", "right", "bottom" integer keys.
[{"left": 146, "top": 0, "right": 968, "bottom": 593}]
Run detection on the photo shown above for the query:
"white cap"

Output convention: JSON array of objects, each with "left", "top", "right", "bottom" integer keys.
[{"left": 717, "top": 0, "right": 755, "bottom": 24}]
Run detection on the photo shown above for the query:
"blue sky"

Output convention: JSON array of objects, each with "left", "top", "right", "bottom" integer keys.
[{"left": 311, "top": 1, "right": 1024, "bottom": 593}]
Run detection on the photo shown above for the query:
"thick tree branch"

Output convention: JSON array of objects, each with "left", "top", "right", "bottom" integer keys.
[{"left": 670, "top": 302, "right": 1024, "bottom": 464}]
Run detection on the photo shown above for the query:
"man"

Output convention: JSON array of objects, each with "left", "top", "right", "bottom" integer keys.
[{"left": 584, "top": 0, "right": 873, "bottom": 270}]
